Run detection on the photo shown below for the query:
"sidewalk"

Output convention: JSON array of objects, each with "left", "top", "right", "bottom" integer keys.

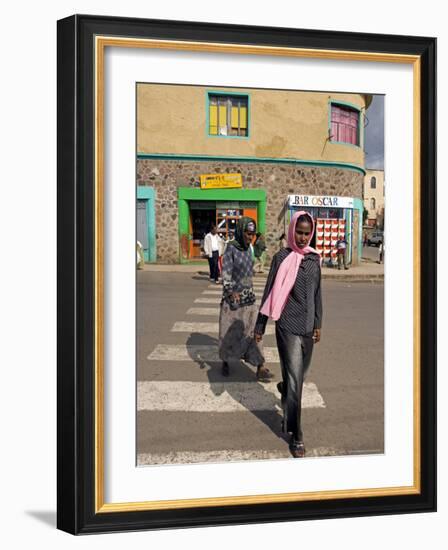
[{"left": 142, "top": 259, "right": 384, "bottom": 282}]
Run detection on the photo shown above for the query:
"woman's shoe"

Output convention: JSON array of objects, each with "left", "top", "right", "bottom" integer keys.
[
  {"left": 289, "top": 437, "right": 305, "bottom": 458},
  {"left": 222, "top": 361, "right": 230, "bottom": 377},
  {"left": 256, "top": 365, "right": 274, "bottom": 382}
]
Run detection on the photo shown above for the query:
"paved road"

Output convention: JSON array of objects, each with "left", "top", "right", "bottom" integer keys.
[
  {"left": 137, "top": 271, "right": 384, "bottom": 465},
  {"left": 362, "top": 244, "right": 382, "bottom": 262}
]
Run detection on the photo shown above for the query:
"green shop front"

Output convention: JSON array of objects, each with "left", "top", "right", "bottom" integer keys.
[{"left": 178, "top": 187, "right": 266, "bottom": 262}]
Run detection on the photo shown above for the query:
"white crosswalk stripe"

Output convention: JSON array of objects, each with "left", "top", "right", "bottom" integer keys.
[
  {"left": 138, "top": 381, "right": 325, "bottom": 412},
  {"left": 207, "top": 283, "right": 266, "bottom": 290},
  {"left": 137, "top": 446, "right": 376, "bottom": 465},
  {"left": 147, "top": 344, "right": 279, "bottom": 363},
  {"left": 186, "top": 307, "right": 220, "bottom": 315},
  {"left": 195, "top": 297, "right": 261, "bottom": 304},
  {"left": 203, "top": 290, "right": 263, "bottom": 296},
  {"left": 172, "top": 321, "right": 275, "bottom": 335},
  {"left": 195, "top": 297, "right": 225, "bottom": 304},
  {"left": 137, "top": 449, "right": 292, "bottom": 464}
]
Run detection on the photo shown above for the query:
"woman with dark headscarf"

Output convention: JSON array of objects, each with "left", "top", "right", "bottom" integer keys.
[
  {"left": 219, "top": 217, "right": 273, "bottom": 382},
  {"left": 254, "top": 211, "right": 322, "bottom": 458}
]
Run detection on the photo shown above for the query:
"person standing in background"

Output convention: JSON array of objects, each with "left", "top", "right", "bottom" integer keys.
[
  {"left": 334, "top": 236, "right": 349, "bottom": 270},
  {"left": 378, "top": 239, "right": 385, "bottom": 264},
  {"left": 254, "top": 232, "right": 267, "bottom": 274},
  {"left": 278, "top": 233, "right": 288, "bottom": 250},
  {"left": 204, "top": 224, "right": 223, "bottom": 284}
]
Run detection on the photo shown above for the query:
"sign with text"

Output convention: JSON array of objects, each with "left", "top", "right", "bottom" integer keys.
[
  {"left": 289, "top": 194, "right": 354, "bottom": 209},
  {"left": 200, "top": 173, "right": 243, "bottom": 189}
]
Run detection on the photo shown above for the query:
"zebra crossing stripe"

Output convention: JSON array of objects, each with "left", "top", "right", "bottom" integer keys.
[
  {"left": 171, "top": 321, "right": 275, "bottom": 335},
  {"left": 137, "top": 449, "right": 291, "bottom": 465},
  {"left": 202, "top": 290, "right": 263, "bottom": 296},
  {"left": 207, "top": 284, "right": 266, "bottom": 290},
  {"left": 137, "top": 381, "right": 325, "bottom": 411},
  {"left": 137, "top": 446, "right": 374, "bottom": 465},
  {"left": 186, "top": 307, "right": 220, "bottom": 315},
  {"left": 195, "top": 297, "right": 224, "bottom": 304},
  {"left": 147, "top": 344, "right": 279, "bottom": 363},
  {"left": 195, "top": 297, "right": 260, "bottom": 304}
]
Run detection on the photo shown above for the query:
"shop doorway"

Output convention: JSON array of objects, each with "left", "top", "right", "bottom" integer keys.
[
  {"left": 178, "top": 188, "right": 266, "bottom": 263},
  {"left": 188, "top": 201, "right": 259, "bottom": 259},
  {"left": 189, "top": 208, "right": 216, "bottom": 258}
]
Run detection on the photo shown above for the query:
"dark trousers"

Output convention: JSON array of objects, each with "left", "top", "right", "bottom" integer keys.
[
  {"left": 208, "top": 250, "right": 219, "bottom": 281},
  {"left": 275, "top": 325, "right": 314, "bottom": 442},
  {"left": 337, "top": 250, "right": 347, "bottom": 269}
]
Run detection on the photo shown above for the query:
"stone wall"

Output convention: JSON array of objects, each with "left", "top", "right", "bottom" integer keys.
[{"left": 137, "top": 159, "right": 364, "bottom": 264}]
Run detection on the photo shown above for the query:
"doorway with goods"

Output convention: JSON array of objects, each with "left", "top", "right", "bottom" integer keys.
[{"left": 178, "top": 188, "right": 266, "bottom": 263}]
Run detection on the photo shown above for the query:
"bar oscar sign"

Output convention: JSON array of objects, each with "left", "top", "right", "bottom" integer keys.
[
  {"left": 288, "top": 194, "right": 355, "bottom": 209},
  {"left": 200, "top": 173, "right": 243, "bottom": 189}
]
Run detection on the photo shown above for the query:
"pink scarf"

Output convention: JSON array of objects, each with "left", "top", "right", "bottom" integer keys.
[{"left": 260, "top": 211, "right": 321, "bottom": 321}]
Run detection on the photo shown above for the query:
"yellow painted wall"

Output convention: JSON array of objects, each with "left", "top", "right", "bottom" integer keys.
[{"left": 137, "top": 84, "right": 367, "bottom": 167}]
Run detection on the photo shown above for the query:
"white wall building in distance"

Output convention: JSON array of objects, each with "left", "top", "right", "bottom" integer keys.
[{"left": 364, "top": 169, "right": 385, "bottom": 228}]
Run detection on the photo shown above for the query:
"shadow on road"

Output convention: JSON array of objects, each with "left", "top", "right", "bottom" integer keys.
[{"left": 186, "top": 331, "right": 287, "bottom": 442}]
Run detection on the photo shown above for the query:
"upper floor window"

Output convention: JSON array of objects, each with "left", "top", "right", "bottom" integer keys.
[
  {"left": 330, "top": 103, "right": 360, "bottom": 146},
  {"left": 208, "top": 94, "right": 248, "bottom": 137},
  {"left": 370, "top": 198, "right": 376, "bottom": 210},
  {"left": 371, "top": 176, "right": 377, "bottom": 189}
]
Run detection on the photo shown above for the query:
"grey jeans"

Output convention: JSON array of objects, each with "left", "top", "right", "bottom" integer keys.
[{"left": 275, "top": 325, "right": 314, "bottom": 441}]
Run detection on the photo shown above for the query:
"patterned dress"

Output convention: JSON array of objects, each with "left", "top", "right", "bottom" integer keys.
[{"left": 218, "top": 244, "right": 264, "bottom": 366}]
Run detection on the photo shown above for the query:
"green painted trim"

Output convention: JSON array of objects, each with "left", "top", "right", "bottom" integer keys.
[
  {"left": 137, "top": 186, "right": 157, "bottom": 262},
  {"left": 137, "top": 152, "right": 366, "bottom": 175},
  {"left": 206, "top": 90, "right": 250, "bottom": 140},
  {"left": 330, "top": 98, "right": 362, "bottom": 112},
  {"left": 257, "top": 200, "right": 266, "bottom": 235},
  {"left": 362, "top": 110, "right": 366, "bottom": 151},
  {"left": 354, "top": 197, "right": 364, "bottom": 262},
  {"left": 178, "top": 187, "right": 266, "bottom": 201},
  {"left": 329, "top": 99, "right": 362, "bottom": 149},
  {"left": 346, "top": 209, "right": 352, "bottom": 264},
  {"left": 137, "top": 186, "right": 154, "bottom": 200},
  {"left": 178, "top": 198, "right": 190, "bottom": 263}
]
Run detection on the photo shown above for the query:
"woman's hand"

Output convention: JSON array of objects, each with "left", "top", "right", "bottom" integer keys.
[
  {"left": 254, "top": 332, "right": 263, "bottom": 343},
  {"left": 231, "top": 292, "right": 241, "bottom": 304},
  {"left": 312, "top": 328, "right": 321, "bottom": 343}
]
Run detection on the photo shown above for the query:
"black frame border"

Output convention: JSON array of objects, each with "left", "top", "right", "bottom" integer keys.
[{"left": 57, "top": 14, "right": 436, "bottom": 535}]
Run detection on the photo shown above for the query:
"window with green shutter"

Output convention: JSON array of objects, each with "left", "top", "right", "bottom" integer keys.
[{"left": 208, "top": 94, "right": 248, "bottom": 137}]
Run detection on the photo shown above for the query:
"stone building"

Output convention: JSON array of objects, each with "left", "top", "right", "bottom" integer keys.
[
  {"left": 137, "top": 84, "right": 371, "bottom": 265},
  {"left": 363, "top": 169, "right": 385, "bottom": 228}
]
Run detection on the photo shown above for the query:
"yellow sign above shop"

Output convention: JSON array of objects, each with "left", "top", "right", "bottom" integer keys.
[{"left": 199, "top": 173, "right": 243, "bottom": 189}]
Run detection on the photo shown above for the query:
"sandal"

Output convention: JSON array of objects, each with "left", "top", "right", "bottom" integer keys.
[
  {"left": 222, "top": 361, "right": 230, "bottom": 377},
  {"left": 256, "top": 365, "right": 274, "bottom": 382}
]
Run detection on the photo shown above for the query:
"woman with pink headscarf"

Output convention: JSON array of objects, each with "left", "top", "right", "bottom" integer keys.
[{"left": 254, "top": 211, "right": 322, "bottom": 458}]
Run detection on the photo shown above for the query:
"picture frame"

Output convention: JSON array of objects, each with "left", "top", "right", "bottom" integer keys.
[{"left": 57, "top": 14, "right": 436, "bottom": 534}]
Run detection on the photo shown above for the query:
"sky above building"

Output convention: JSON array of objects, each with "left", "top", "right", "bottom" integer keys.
[{"left": 364, "top": 95, "right": 385, "bottom": 170}]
